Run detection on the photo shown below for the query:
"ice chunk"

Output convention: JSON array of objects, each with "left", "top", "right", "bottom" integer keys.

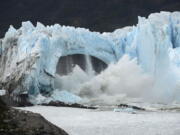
[
  {"left": 30, "top": 90, "right": 82, "bottom": 104},
  {"left": 50, "top": 90, "right": 82, "bottom": 104},
  {"left": 0, "top": 90, "right": 6, "bottom": 96}
]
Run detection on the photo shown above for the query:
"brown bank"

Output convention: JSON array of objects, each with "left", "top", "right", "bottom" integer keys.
[{"left": 0, "top": 97, "right": 68, "bottom": 135}]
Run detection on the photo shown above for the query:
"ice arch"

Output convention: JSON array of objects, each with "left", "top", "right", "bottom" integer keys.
[{"left": 0, "top": 21, "right": 119, "bottom": 96}]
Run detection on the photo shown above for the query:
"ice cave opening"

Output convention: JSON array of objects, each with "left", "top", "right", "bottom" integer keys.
[
  {"left": 54, "top": 54, "right": 108, "bottom": 96},
  {"left": 56, "top": 54, "right": 107, "bottom": 75}
]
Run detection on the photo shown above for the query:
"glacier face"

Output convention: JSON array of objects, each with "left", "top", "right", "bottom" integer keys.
[
  {"left": 0, "top": 21, "right": 117, "bottom": 96},
  {"left": 1, "top": 11, "right": 180, "bottom": 104}
]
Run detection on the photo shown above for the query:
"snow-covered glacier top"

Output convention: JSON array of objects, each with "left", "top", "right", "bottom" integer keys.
[{"left": 1, "top": 11, "right": 180, "bottom": 104}]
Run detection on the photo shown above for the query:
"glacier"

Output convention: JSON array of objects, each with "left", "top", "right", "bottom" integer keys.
[{"left": 1, "top": 11, "right": 180, "bottom": 104}]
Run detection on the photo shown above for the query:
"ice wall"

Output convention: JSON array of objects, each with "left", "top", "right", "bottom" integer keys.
[
  {"left": 102, "top": 12, "right": 180, "bottom": 102},
  {"left": 103, "top": 12, "right": 180, "bottom": 74},
  {"left": 1, "top": 11, "right": 180, "bottom": 104},
  {"left": 0, "top": 21, "right": 116, "bottom": 98}
]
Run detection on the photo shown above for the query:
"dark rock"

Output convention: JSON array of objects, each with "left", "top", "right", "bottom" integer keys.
[
  {"left": 118, "top": 104, "right": 146, "bottom": 111},
  {"left": 41, "top": 101, "right": 97, "bottom": 109},
  {"left": 0, "top": 98, "right": 68, "bottom": 135},
  {"left": 17, "top": 93, "right": 33, "bottom": 107},
  {"left": 0, "top": 92, "right": 33, "bottom": 107}
]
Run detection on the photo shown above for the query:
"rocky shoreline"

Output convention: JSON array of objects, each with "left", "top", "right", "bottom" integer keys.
[
  {"left": 0, "top": 97, "right": 68, "bottom": 135},
  {"left": 0, "top": 90, "right": 96, "bottom": 135}
]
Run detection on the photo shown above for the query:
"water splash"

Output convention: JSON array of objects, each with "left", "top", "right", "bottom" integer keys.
[{"left": 54, "top": 55, "right": 180, "bottom": 105}]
